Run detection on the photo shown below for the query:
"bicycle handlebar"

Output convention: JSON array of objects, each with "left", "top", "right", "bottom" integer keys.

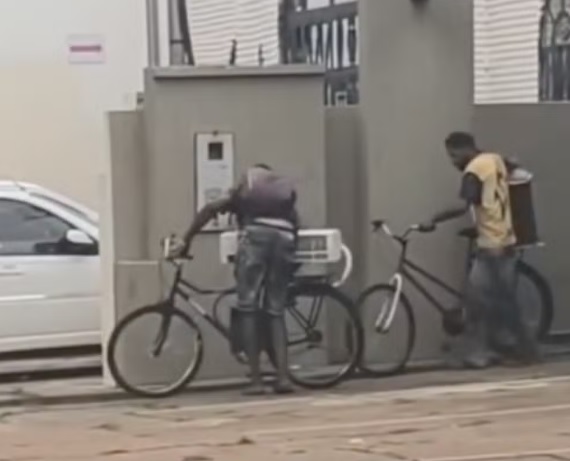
[
  {"left": 161, "top": 234, "right": 193, "bottom": 264},
  {"left": 371, "top": 219, "right": 435, "bottom": 242}
]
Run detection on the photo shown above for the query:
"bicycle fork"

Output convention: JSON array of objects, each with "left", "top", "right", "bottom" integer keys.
[{"left": 374, "top": 273, "right": 404, "bottom": 333}]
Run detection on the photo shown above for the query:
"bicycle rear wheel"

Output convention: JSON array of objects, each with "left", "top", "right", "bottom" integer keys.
[
  {"left": 106, "top": 303, "right": 204, "bottom": 398},
  {"left": 285, "top": 283, "right": 363, "bottom": 389},
  {"left": 516, "top": 260, "right": 553, "bottom": 341},
  {"left": 357, "top": 284, "right": 416, "bottom": 377}
]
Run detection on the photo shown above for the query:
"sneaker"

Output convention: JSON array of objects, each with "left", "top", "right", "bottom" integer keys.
[
  {"left": 242, "top": 383, "right": 267, "bottom": 396},
  {"left": 272, "top": 381, "right": 295, "bottom": 395}
]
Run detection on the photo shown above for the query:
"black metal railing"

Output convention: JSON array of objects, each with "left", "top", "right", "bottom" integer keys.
[
  {"left": 539, "top": 0, "right": 570, "bottom": 100},
  {"left": 279, "top": 0, "right": 359, "bottom": 105}
]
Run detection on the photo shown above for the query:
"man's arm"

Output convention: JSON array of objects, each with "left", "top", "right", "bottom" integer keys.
[
  {"left": 431, "top": 204, "right": 469, "bottom": 225},
  {"left": 182, "top": 197, "right": 232, "bottom": 249},
  {"left": 430, "top": 172, "right": 482, "bottom": 225},
  {"left": 182, "top": 181, "right": 243, "bottom": 251}
]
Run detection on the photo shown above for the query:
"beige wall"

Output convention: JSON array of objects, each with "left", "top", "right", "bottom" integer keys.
[{"left": 0, "top": 64, "right": 103, "bottom": 208}]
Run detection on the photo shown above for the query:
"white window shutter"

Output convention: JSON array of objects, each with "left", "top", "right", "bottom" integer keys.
[
  {"left": 474, "top": 0, "right": 542, "bottom": 103},
  {"left": 188, "top": 0, "right": 279, "bottom": 66}
]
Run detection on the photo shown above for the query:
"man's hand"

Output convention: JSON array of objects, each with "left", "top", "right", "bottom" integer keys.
[
  {"left": 164, "top": 236, "right": 189, "bottom": 259},
  {"left": 417, "top": 221, "right": 436, "bottom": 233}
]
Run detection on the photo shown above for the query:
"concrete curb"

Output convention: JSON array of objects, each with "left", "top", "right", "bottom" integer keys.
[
  {"left": 1, "top": 349, "right": 568, "bottom": 409},
  {"left": 0, "top": 377, "right": 249, "bottom": 409}
]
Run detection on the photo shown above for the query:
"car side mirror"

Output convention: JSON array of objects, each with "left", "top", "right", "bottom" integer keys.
[{"left": 65, "top": 229, "right": 93, "bottom": 246}]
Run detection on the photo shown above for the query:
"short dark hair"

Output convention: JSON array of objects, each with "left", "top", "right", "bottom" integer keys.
[
  {"left": 253, "top": 163, "right": 272, "bottom": 170},
  {"left": 445, "top": 132, "right": 476, "bottom": 149}
]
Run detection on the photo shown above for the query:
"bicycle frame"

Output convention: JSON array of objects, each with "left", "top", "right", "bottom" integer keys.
[
  {"left": 372, "top": 221, "right": 531, "bottom": 333},
  {"left": 153, "top": 234, "right": 355, "bottom": 360},
  {"left": 373, "top": 223, "right": 470, "bottom": 333},
  {"left": 395, "top": 239, "right": 465, "bottom": 316},
  {"left": 157, "top": 258, "right": 336, "bottom": 355},
  {"left": 148, "top": 260, "right": 235, "bottom": 358}
]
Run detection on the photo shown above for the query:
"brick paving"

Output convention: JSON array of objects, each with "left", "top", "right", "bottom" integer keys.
[{"left": 3, "top": 364, "right": 570, "bottom": 460}]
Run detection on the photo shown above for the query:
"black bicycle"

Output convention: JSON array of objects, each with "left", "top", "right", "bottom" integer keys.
[
  {"left": 106, "top": 235, "right": 363, "bottom": 398},
  {"left": 357, "top": 220, "right": 553, "bottom": 377}
]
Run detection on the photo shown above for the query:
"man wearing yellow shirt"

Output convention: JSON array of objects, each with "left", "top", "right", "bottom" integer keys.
[{"left": 426, "top": 132, "right": 538, "bottom": 368}]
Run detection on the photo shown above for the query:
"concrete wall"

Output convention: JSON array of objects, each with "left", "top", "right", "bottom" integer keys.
[
  {"left": 142, "top": 66, "right": 327, "bottom": 255},
  {"left": 359, "top": 0, "right": 474, "bottom": 361},
  {"left": 107, "top": 111, "right": 148, "bottom": 262},
  {"left": 324, "top": 107, "right": 366, "bottom": 296},
  {"left": 474, "top": 104, "right": 570, "bottom": 334},
  {"left": 101, "top": 110, "right": 148, "bottom": 383},
  {"left": 105, "top": 66, "right": 328, "bottom": 383}
]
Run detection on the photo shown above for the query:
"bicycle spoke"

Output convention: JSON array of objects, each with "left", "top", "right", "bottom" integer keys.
[
  {"left": 284, "top": 284, "right": 362, "bottom": 389},
  {"left": 288, "top": 305, "right": 312, "bottom": 331}
]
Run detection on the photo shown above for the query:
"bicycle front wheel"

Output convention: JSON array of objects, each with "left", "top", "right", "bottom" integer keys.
[
  {"left": 106, "top": 303, "right": 204, "bottom": 398},
  {"left": 285, "top": 283, "right": 363, "bottom": 389},
  {"left": 357, "top": 284, "right": 416, "bottom": 377}
]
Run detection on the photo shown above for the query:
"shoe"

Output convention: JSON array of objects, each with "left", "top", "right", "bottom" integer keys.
[
  {"left": 242, "top": 383, "right": 266, "bottom": 396},
  {"left": 504, "top": 352, "right": 543, "bottom": 367},
  {"left": 272, "top": 381, "right": 295, "bottom": 395},
  {"left": 462, "top": 354, "right": 500, "bottom": 369}
]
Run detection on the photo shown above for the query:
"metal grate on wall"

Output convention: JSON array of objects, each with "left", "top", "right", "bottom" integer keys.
[
  {"left": 279, "top": 0, "right": 359, "bottom": 106},
  {"left": 540, "top": 0, "right": 570, "bottom": 100}
]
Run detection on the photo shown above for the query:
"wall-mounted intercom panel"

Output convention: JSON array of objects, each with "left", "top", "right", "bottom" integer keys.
[{"left": 195, "top": 132, "right": 235, "bottom": 232}]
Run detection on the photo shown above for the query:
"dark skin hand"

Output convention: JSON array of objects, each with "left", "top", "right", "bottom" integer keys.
[
  {"left": 181, "top": 181, "right": 244, "bottom": 254},
  {"left": 181, "top": 196, "right": 233, "bottom": 253},
  {"left": 430, "top": 203, "right": 470, "bottom": 226}
]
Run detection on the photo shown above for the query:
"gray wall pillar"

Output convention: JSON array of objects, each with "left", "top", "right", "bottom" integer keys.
[
  {"left": 359, "top": 0, "right": 474, "bottom": 361},
  {"left": 107, "top": 66, "right": 329, "bottom": 385},
  {"left": 474, "top": 104, "right": 570, "bottom": 335}
]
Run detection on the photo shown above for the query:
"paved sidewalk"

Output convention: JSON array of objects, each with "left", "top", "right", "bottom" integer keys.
[
  {"left": 3, "top": 361, "right": 570, "bottom": 460},
  {"left": 1, "top": 358, "right": 570, "bottom": 409}
]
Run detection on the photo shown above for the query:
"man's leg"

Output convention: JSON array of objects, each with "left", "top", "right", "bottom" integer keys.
[
  {"left": 265, "top": 230, "right": 296, "bottom": 394},
  {"left": 458, "top": 255, "right": 498, "bottom": 368},
  {"left": 235, "top": 229, "right": 268, "bottom": 395},
  {"left": 494, "top": 253, "right": 540, "bottom": 363}
]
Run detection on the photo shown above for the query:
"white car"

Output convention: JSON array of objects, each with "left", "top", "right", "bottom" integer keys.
[{"left": 0, "top": 181, "right": 100, "bottom": 354}]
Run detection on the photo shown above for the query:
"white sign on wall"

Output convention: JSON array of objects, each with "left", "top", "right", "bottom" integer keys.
[
  {"left": 67, "top": 34, "right": 105, "bottom": 64},
  {"left": 195, "top": 132, "right": 235, "bottom": 232}
]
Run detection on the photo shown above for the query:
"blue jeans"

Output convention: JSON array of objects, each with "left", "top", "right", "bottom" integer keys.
[
  {"left": 458, "top": 249, "right": 537, "bottom": 365},
  {"left": 235, "top": 225, "right": 296, "bottom": 317}
]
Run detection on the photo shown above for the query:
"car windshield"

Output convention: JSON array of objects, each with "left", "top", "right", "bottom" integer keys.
[{"left": 31, "top": 192, "right": 98, "bottom": 227}]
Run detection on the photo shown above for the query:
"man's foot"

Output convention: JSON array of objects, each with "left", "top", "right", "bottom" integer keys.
[
  {"left": 272, "top": 381, "right": 295, "bottom": 395},
  {"left": 242, "top": 383, "right": 266, "bottom": 396},
  {"left": 462, "top": 353, "right": 500, "bottom": 370},
  {"left": 502, "top": 351, "right": 543, "bottom": 367}
]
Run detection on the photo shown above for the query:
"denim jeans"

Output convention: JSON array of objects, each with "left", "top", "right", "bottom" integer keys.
[
  {"left": 457, "top": 248, "right": 537, "bottom": 365},
  {"left": 234, "top": 225, "right": 296, "bottom": 317}
]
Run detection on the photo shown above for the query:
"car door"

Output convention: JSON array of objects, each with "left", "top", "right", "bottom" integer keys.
[{"left": 0, "top": 198, "right": 100, "bottom": 353}]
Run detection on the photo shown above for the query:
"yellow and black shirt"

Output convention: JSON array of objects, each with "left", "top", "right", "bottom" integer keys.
[{"left": 461, "top": 152, "right": 516, "bottom": 249}]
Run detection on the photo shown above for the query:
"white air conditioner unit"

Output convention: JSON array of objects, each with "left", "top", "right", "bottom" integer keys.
[{"left": 220, "top": 229, "right": 344, "bottom": 277}]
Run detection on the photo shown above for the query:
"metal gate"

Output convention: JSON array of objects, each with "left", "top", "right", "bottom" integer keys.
[
  {"left": 169, "top": 0, "right": 359, "bottom": 105},
  {"left": 539, "top": 0, "right": 570, "bottom": 100},
  {"left": 279, "top": 0, "right": 359, "bottom": 106}
]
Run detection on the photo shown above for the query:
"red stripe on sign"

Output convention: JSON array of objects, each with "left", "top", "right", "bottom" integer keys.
[{"left": 69, "top": 45, "right": 102, "bottom": 53}]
